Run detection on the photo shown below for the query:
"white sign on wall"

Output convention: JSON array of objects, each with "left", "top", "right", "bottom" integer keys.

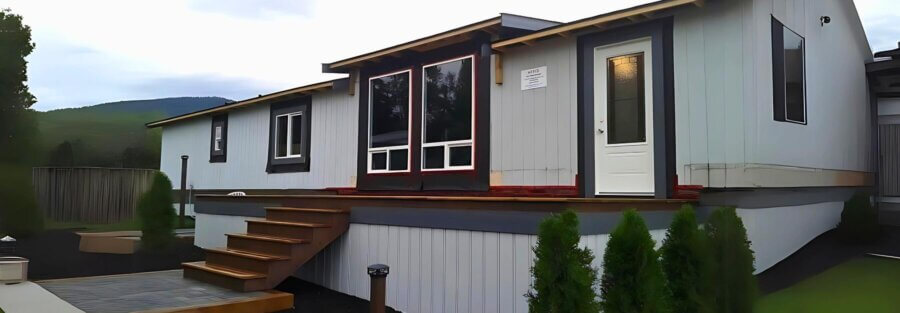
[{"left": 521, "top": 66, "right": 547, "bottom": 91}]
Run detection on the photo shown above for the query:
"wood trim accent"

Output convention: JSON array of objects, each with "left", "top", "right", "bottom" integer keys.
[
  {"left": 198, "top": 193, "right": 692, "bottom": 213},
  {"left": 147, "top": 80, "right": 336, "bottom": 128},
  {"left": 327, "top": 17, "right": 501, "bottom": 71},
  {"left": 491, "top": 0, "right": 698, "bottom": 49},
  {"left": 134, "top": 290, "right": 293, "bottom": 313},
  {"left": 683, "top": 163, "right": 874, "bottom": 188}
]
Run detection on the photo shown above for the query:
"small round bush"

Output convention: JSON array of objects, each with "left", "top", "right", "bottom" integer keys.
[
  {"left": 137, "top": 172, "right": 175, "bottom": 250},
  {"left": 600, "top": 209, "right": 669, "bottom": 313},
  {"left": 527, "top": 209, "right": 600, "bottom": 313},
  {"left": 836, "top": 192, "right": 880, "bottom": 243}
]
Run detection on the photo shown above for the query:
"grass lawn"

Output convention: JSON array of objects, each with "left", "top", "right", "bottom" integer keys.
[
  {"left": 755, "top": 257, "right": 900, "bottom": 313},
  {"left": 46, "top": 215, "right": 194, "bottom": 233}
]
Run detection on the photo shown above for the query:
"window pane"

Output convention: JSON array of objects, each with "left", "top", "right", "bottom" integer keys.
[
  {"left": 389, "top": 149, "right": 408, "bottom": 171},
  {"left": 423, "top": 146, "right": 445, "bottom": 169},
  {"left": 449, "top": 145, "right": 472, "bottom": 167},
  {"left": 371, "top": 152, "right": 387, "bottom": 170},
  {"left": 607, "top": 54, "right": 646, "bottom": 144},
  {"left": 784, "top": 27, "right": 805, "bottom": 122},
  {"left": 370, "top": 72, "right": 410, "bottom": 148},
  {"left": 424, "top": 58, "right": 473, "bottom": 143},
  {"left": 275, "top": 115, "right": 288, "bottom": 157},
  {"left": 290, "top": 114, "right": 303, "bottom": 156}
]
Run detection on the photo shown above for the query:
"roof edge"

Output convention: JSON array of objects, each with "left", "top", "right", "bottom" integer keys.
[{"left": 146, "top": 78, "right": 345, "bottom": 128}]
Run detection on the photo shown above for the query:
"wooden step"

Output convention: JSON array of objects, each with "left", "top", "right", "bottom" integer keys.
[
  {"left": 246, "top": 219, "right": 330, "bottom": 240},
  {"left": 183, "top": 261, "right": 265, "bottom": 279},
  {"left": 265, "top": 207, "right": 349, "bottom": 214},
  {"left": 226, "top": 233, "right": 307, "bottom": 257},
  {"left": 205, "top": 247, "right": 290, "bottom": 261},
  {"left": 246, "top": 219, "right": 330, "bottom": 228},
  {"left": 226, "top": 233, "right": 309, "bottom": 244},
  {"left": 265, "top": 207, "right": 350, "bottom": 224}
]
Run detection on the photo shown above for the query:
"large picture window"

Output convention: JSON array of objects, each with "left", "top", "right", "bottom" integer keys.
[
  {"left": 422, "top": 56, "right": 474, "bottom": 171},
  {"left": 772, "top": 17, "right": 806, "bottom": 124},
  {"left": 368, "top": 70, "right": 411, "bottom": 173}
]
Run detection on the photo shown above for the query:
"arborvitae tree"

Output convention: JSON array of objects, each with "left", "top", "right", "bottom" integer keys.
[
  {"left": 600, "top": 209, "right": 669, "bottom": 313},
  {"left": 705, "top": 207, "right": 758, "bottom": 313},
  {"left": 660, "top": 205, "right": 714, "bottom": 313},
  {"left": 137, "top": 172, "right": 176, "bottom": 250},
  {"left": 0, "top": 164, "right": 43, "bottom": 237},
  {"left": 527, "top": 210, "right": 600, "bottom": 313},
  {"left": 836, "top": 192, "right": 880, "bottom": 243}
]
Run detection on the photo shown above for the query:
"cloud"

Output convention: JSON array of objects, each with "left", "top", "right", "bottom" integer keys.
[{"left": 188, "top": 0, "right": 314, "bottom": 18}]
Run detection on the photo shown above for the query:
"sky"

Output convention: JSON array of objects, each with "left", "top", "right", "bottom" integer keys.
[{"left": 3, "top": 0, "right": 899, "bottom": 111}]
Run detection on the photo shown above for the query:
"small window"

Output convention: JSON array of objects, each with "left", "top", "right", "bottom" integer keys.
[
  {"left": 368, "top": 70, "right": 411, "bottom": 173},
  {"left": 606, "top": 53, "right": 646, "bottom": 144},
  {"left": 772, "top": 17, "right": 806, "bottom": 124},
  {"left": 210, "top": 114, "right": 227, "bottom": 163},
  {"left": 267, "top": 98, "right": 310, "bottom": 173},
  {"left": 422, "top": 56, "right": 475, "bottom": 171},
  {"left": 274, "top": 112, "right": 304, "bottom": 158}
]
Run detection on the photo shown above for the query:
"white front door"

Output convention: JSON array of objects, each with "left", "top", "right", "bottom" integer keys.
[{"left": 594, "top": 38, "right": 654, "bottom": 196}]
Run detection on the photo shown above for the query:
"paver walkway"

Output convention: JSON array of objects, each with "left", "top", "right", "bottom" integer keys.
[{"left": 38, "top": 270, "right": 269, "bottom": 313}]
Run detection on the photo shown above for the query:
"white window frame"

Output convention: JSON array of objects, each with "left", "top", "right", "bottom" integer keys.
[
  {"left": 213, "top": 126, "right": 223, "bottom": 151},
  {"left": 421, "top": 55, "right": 476, "bottom": 172},
  {"left": 273, "top": 111, "right": 303, "bottom": 159},
  {"left": 368, "top": 69, "right": 412, "bottom": 174}
]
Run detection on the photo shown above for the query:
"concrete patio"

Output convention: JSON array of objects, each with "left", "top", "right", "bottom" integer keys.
[{"left": 36, "top": 270, "right": 291, "bottom": 313}]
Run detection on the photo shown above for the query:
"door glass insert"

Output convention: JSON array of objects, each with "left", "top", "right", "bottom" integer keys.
[{"left": 606, "top": 53, "right": 645, "bottom": 144}]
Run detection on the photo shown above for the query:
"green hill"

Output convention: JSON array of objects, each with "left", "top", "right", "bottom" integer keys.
[{"left": 37, "top": 97, "right": 231, "bottom": 169}]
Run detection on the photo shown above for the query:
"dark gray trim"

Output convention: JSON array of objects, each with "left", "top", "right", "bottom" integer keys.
[
  {"left": 699, "top": 187, "right": 866, "bottom": 209},
  {"left": 266, "top": 97, "right": 312, "bottom": 173},
  {"left": 193, "top": 197, "right": 700, "bottom": 234},
  {"left": 209, "top": 114, "right": 227, "bottom": 163},
  {"left": 350, "top": 206, "right": 701, "bottom": 234},
  {"left": 577, "top": 18, "right": 675, "bottom": 199}
]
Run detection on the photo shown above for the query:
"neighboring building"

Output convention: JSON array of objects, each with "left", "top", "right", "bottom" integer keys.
[
  {"left": 870, "top": 42, "right": 900, "bottom": 224},
  {"left": 148, "top": 0, "right": 875, "bottom": 311}
]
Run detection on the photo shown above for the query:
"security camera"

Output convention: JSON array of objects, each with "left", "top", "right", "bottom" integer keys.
[{"left": 820, "top": 16, "right": 831, "bottom": 26}]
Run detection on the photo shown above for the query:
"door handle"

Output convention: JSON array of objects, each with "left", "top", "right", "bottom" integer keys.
[{"left": 598, "top": 128, "right": 605, "bottom": 134}]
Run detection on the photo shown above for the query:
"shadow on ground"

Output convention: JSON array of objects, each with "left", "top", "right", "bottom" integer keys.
[
  {"left": 757, "top": 226, "right": 900, "bottom": 294},
  {"left": 276, "top": 278, "right": 400, "bottom": 313},
  {"left": 14, "top": 229, "right": 203, "bottom": 280}
]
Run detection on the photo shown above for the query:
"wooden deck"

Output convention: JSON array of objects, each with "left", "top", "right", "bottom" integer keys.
[{"left": 196, "top": 193, "right": 694, "bottom": 212}]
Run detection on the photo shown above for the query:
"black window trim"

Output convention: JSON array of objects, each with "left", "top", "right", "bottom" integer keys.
[
  {"left": 771, "top": 16, "right": 808, "bottom": 125},
  {"left": 367, "top": 68, "right": 413, "bottom": 174},
  {"left": 420, "top": 54, "right": 477, "bottom": 172},
  {"left": 267, "top": 98, "right": 311, "bottom": 173},
  {"left": 209, "top": 114, "right": 227, "bottom": 163}
]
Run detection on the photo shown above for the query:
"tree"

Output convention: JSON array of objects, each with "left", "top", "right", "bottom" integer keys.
[
  {"left": 137, "top": 172, "right": 176, "bottom": 250},
  {"left": 600, "top": 209, "right": 669, "bottom": 313},
  {"left": 0, "top": 164, "right": 43, "bottom": 237},
  {"left": 0, "top": 8, "right": 38, "bottom": 163},
  {"left": 660, "top": 205, "right": 714, "bottom": 313},
  {"left": 48, "top": 141, "right": 75, "bottom": 166},
  {"left": 527, "top": 210, "right": 601, "bottom": 313},
  {"left": 705, "top": 207, "right": 758, "bottom": 313}
]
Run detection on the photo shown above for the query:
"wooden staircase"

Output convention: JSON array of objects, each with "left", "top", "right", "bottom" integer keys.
[{"left": 183, "top": 207, "right": 349, "bottom": 291}]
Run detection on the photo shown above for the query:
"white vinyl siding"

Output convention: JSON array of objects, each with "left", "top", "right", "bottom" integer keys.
[{"left": 160, "top": 84, "right": 358, "bottom": 190}]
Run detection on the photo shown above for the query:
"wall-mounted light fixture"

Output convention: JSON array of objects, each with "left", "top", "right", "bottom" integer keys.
[{"left": 820, "top": 16, "right": 831, "bottom": 27}]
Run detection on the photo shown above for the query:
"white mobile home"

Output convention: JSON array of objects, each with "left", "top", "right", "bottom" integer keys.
[{"left": 149, "top": 0, "right": 876, "bottom": 312}]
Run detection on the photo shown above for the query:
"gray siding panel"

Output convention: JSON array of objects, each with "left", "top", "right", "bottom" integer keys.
[
  {"left": 490, "top": 36, "right": 578, "bottom": 186},
  {"left": 880, "top": 124, "right": 900, "bottom": 196},
  {"left": 160, "top": 85, "right": 358, "bottom": 190}
]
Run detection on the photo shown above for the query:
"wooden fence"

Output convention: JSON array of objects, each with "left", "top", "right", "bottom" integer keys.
[{"left": 32, "top": 167, "right": 157, "bottom": 223}]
